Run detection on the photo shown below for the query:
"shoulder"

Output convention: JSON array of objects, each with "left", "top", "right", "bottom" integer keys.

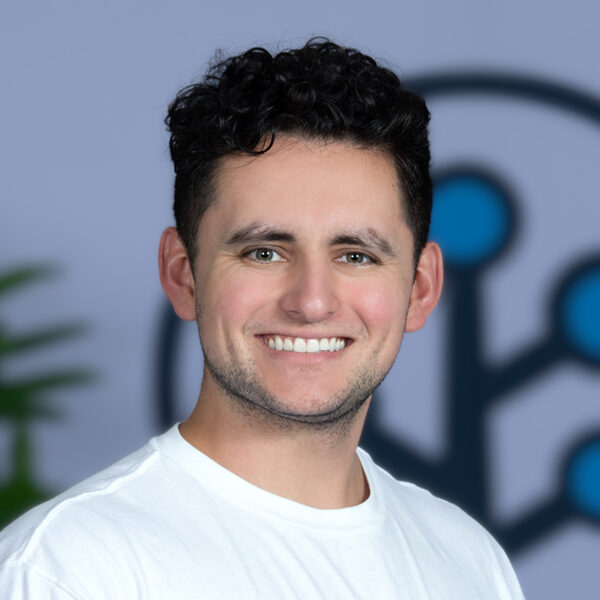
[
  {"left": 359, "top": 447, "right": 493, "bottom": 540},
  {"left": 0, "top": 437, "right": 162, "bottom": 595},
  {"left": 358, "top": 448, "right": 524, "bottom": 598}
]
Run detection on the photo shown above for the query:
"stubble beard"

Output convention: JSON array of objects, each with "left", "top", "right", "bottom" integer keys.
[{"left": 201, "top": 345, "right": 395, "bottom": 435}]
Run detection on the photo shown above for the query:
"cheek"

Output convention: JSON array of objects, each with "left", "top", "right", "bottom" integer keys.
[
  {"left": 348, "top": 278, "right": 409, "bottom": 332},
  {"left": 201, "top": 272, "right": 276, "bottom": 326}
]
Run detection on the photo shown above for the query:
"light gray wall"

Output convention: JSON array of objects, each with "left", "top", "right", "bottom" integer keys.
[{"left": 2, "top": 1, "right": 599, "bottom": 597}]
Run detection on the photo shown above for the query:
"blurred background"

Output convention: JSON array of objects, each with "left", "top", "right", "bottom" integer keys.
[{"left": 2, "top": 1, "right": 599, "bottom": 597}]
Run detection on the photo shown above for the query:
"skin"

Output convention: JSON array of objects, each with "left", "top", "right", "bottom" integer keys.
[{"left": 159, "top": 136, "right": 443, "bottom": 509}]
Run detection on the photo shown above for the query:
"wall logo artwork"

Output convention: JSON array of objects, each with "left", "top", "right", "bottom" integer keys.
[{"left": 157, "top": 72, "right": 600, "bottom": 558}]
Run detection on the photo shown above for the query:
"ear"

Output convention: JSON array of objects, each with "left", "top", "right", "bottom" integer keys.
[
  {"left": 405, "top": 241, "right": 444, "bottom": 333},
  {"left": 158, "top": 227, "right": 197, "bottom": 321}
]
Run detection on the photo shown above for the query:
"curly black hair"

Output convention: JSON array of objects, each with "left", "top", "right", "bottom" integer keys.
[{"left": 166, "top": 38, "right": 432, "bottom": 264}]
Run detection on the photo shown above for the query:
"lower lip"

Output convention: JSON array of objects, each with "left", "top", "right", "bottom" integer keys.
[{"left": 256, "top": 337, "right": 349, "bottom": 363}]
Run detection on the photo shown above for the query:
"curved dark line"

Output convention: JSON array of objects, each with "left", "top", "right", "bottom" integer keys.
[
  {"left": 496, "top": 494, "right": 570, "bottom": 554},
  {"left": 408, "top": 72, "right": 600, "bottom": 124},
  {"left": 156, "top": 305, "right": 180, "bottom": 430}
]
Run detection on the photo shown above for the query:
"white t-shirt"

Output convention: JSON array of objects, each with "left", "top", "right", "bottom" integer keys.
[{"left": 0, "top": 425, "right": 524, "bottom": 599}]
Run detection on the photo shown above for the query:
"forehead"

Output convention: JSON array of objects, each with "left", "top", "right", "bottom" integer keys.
[{"left": 203, "top": 136, "right": 408, "bottom": 239}]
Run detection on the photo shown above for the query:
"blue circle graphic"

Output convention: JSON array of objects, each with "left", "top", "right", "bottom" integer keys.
[
  {"left": 430, "top": 174, "right": 511, "bottom": 266},
  {"left": 561, "top": 268, "right": 600, "bottom": 361},
  {"left": 568, "top": 439, "right": 600, "bottom": 517}
]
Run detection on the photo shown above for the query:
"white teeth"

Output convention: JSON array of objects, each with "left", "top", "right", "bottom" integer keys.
[
  {"left": 266, "top": 336, "right": 347, "bottom": 353},
  {"left": 293, "top": 338, "right": 307, "bottom": 352},
  {"left": 306, "top": 339, "right": 320, "bottom": 353}
]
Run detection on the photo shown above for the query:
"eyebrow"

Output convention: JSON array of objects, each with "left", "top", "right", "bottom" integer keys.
[
  {"left": 225, "top": 222, "right": 295, "bottom": 245},
  {"left": 225, "top": 222, "right": 396, "bottom": 257},
  {"left": 330, "top": 228, "right": 396, "bottom": 257}
]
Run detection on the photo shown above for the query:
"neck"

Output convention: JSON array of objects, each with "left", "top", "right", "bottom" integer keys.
[{"left": 179, "top": 377, "right": 371, "bottom": 509}]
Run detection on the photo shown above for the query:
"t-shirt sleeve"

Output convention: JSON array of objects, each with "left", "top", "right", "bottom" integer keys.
[
  {"left": 0, "top": 561, "right": 81, "bottom": 600},
  {"left": 488, "top": 537, "right": 526, "bottom": 600}
]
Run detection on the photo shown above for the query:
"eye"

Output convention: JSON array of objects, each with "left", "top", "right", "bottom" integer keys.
[
  {"left": 338, "top": 251, "right": 374, "bottom": 265},
  {"left": 247, "top": 247, "right": 284, "bottom": 262}
]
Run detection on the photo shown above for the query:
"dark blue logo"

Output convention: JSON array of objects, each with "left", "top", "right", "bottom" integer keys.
[{"left": 362, "top": 73, "right": 600, "bottom": 554}]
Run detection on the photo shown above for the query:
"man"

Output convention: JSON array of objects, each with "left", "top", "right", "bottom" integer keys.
[{"left": 0, "top": 39, "right": 524, "bottom": 598}]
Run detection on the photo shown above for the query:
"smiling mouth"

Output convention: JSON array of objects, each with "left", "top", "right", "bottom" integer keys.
[{"left": 262, "top": 335, "right": 347, "bottom": 353}]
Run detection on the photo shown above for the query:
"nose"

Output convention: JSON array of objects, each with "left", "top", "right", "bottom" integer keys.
[{"left": 278, "top": 257, "right": 340, "bottom": 323}]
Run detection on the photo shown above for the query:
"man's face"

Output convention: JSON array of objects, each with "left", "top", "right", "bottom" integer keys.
[{"left": 190, "top": 137, "right": 424, "bottom": 427}]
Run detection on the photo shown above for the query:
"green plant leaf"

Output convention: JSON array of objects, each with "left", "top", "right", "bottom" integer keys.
[
  {"left": 0, "top": 266, "right": 55, "bottom": 296},
  {"left": 0, "top": 323, "right": 87, "bottom": 356},
  {"left": 0, "top": 396, "right": 60, "bottom": 419},
  {"left": 0, "top": 260, "right": 97, "bottom": 529},
  {"left": 0, "top": 370, "right": 95, "bottom": 419}
]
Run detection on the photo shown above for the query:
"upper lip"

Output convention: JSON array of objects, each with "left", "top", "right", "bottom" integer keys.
[{"left": 257, "top": 332, "right": 351, "bottom": 340}]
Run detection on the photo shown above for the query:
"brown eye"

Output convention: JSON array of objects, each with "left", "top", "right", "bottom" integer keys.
[
  {"left": 341, "top": 252, "right": 370, "bottom": 264},
  {"left": 258, "top": 249, "right": 273, "bottom": 261},
  {"left": 248, "top": 248, "right": 283, "bottom": 262}
]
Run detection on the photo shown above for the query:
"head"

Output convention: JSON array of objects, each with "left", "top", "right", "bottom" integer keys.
[
  {"left": 165, "top": 38, "right": 432, "bottom": 268},
  {"left": 160, "top": 39, "right": 442, "bottom": 435}
]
